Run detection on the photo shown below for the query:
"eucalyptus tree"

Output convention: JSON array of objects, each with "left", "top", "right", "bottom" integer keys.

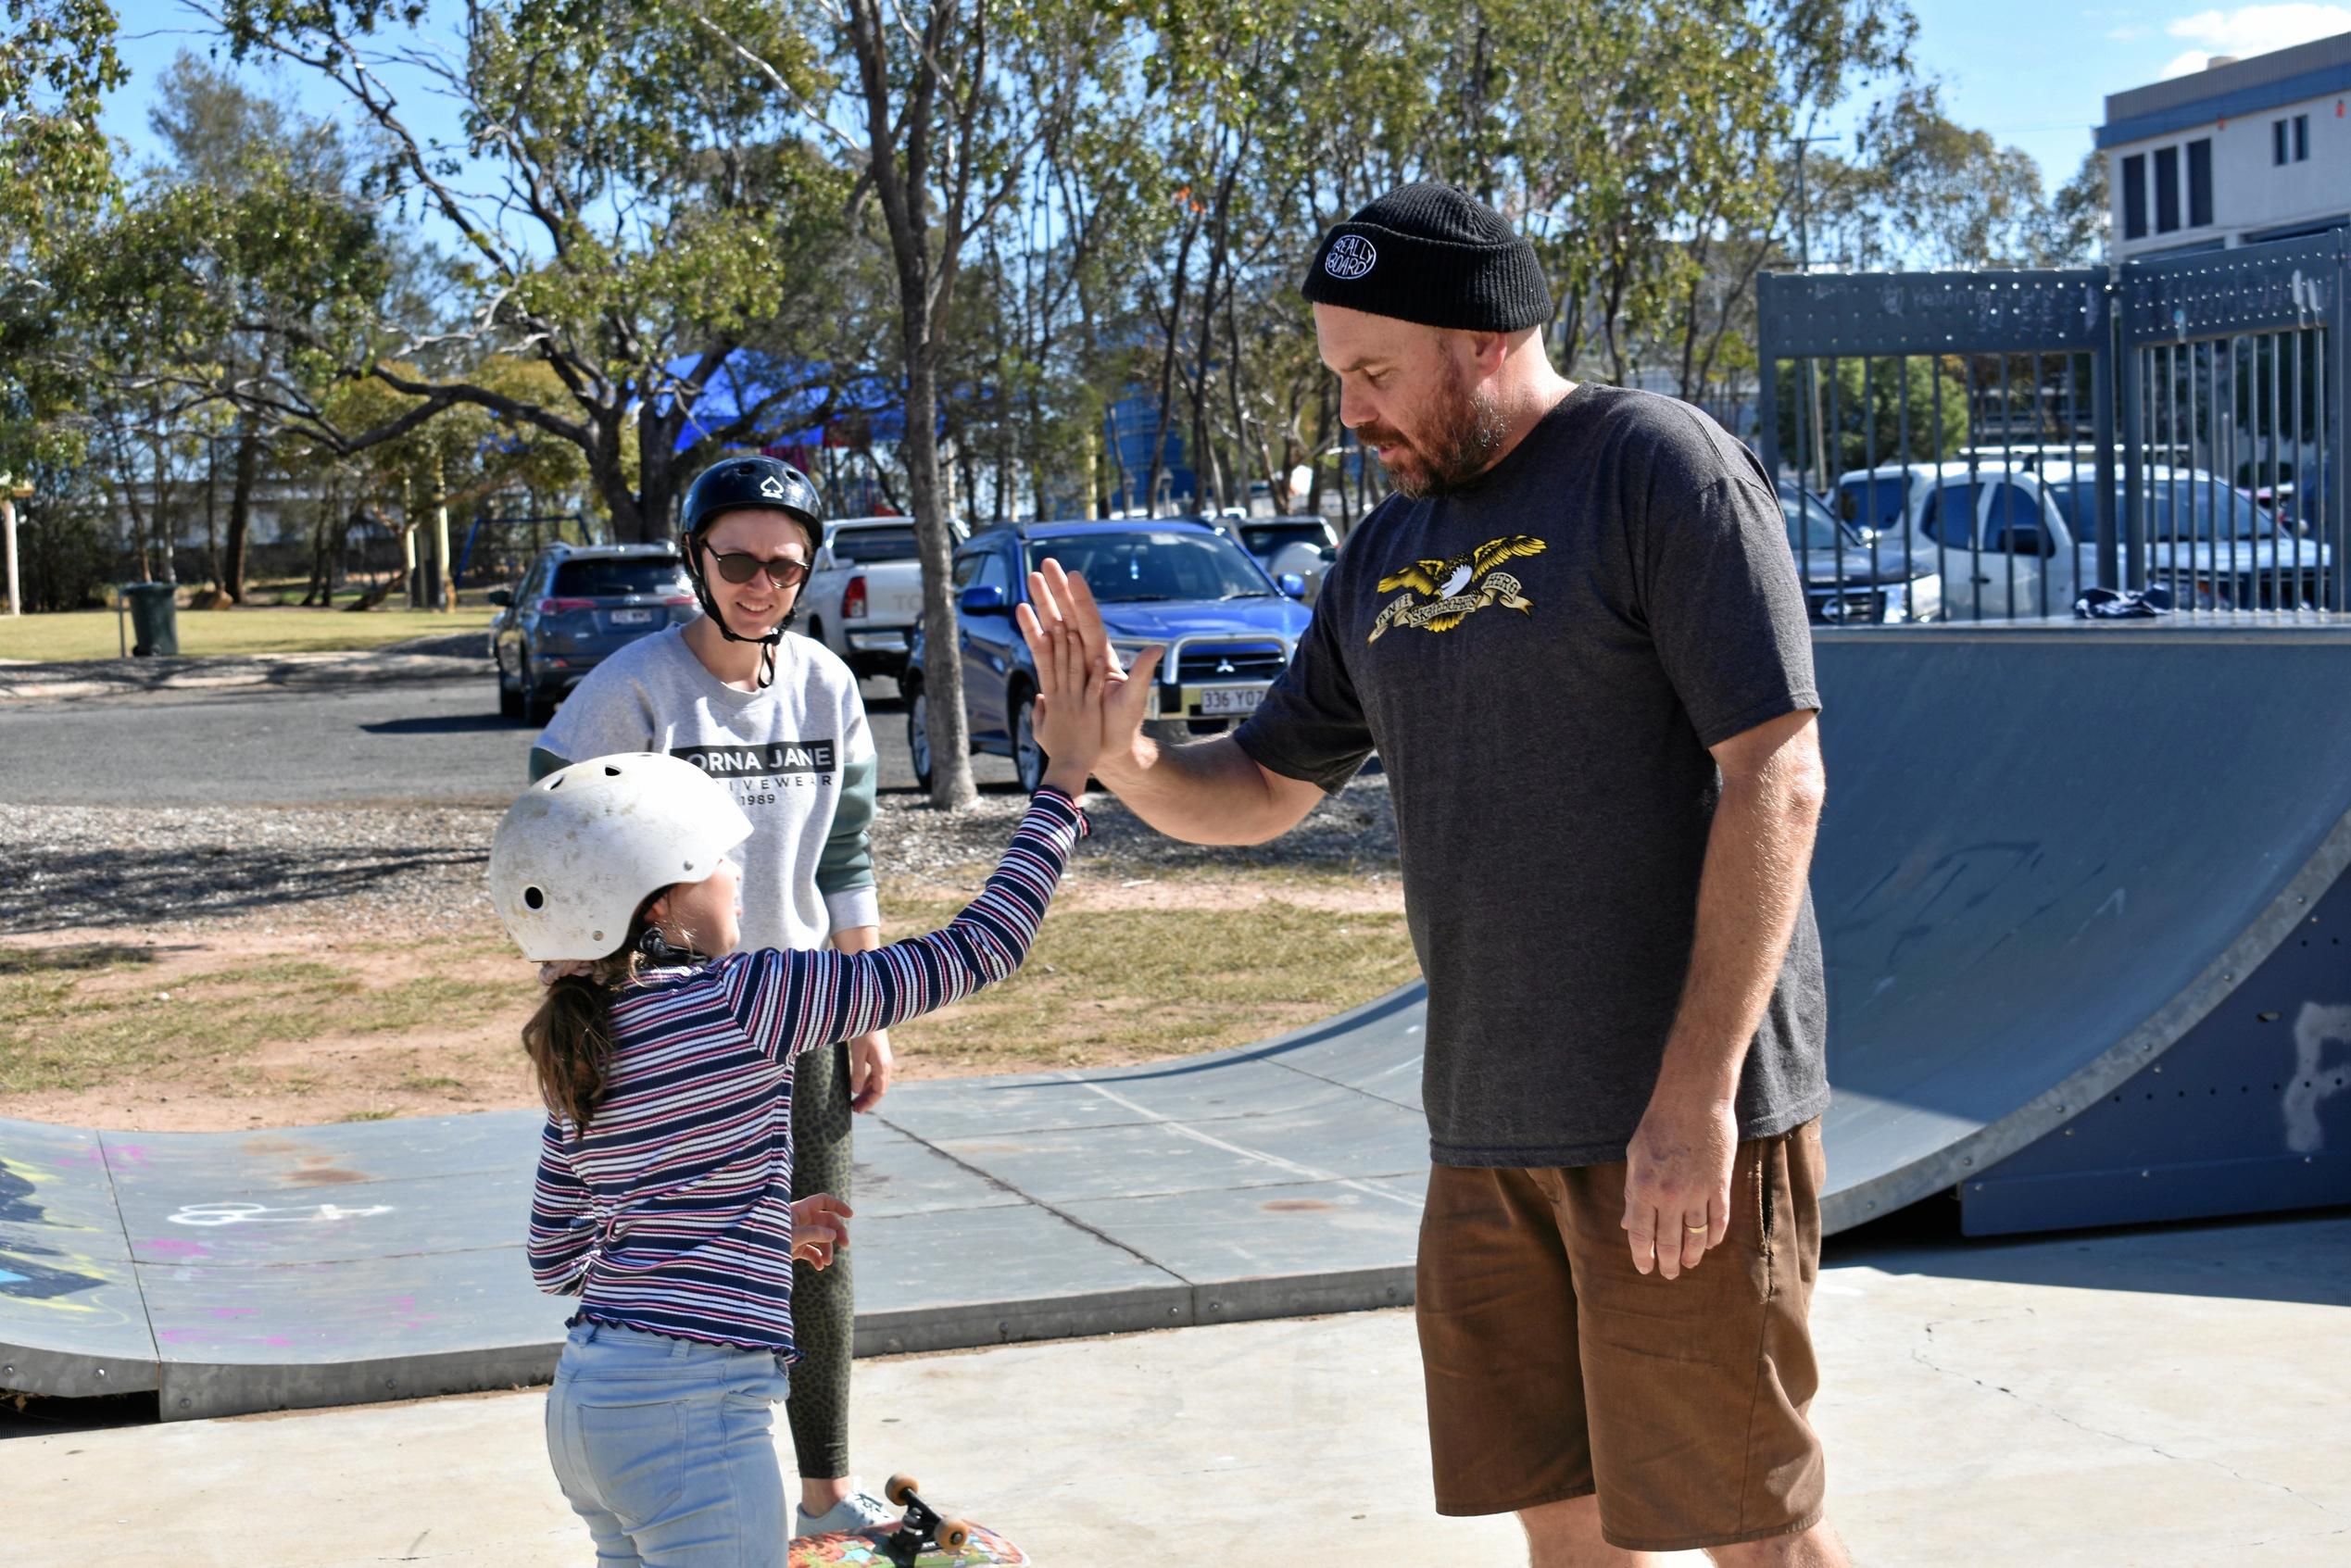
[{"left": 204, "top": 0, "right": 881, "bottom": 543}]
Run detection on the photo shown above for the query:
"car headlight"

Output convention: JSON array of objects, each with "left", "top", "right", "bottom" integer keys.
[
  {"left": 1107, "top": 639, "right": 1159, "bottom": 677},
  {"left": 1894, "top": 572, "right": 1942, "bottom": 623}
]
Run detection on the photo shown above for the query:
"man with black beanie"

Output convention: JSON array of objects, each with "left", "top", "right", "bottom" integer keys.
[{"left": 1019, "top": 182, "right": 1847, "bottom": 1567}]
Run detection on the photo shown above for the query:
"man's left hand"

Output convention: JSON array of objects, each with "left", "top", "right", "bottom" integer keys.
[
  {"left": 848, "top": 1031, "right": 893, "bottom": 1112},
  {"left": 1621, "top": 1096, "right": 1738, "bottom": 1280}
]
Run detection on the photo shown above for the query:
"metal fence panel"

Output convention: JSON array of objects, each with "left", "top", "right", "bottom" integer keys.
[{"left": 1754, "top": 235, "right": 2348, "bottom": 624}]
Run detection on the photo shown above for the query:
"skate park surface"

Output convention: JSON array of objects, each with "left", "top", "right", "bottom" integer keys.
[
  {"left": 9, "top": 622, "right": 2351, "bottom": 1421},
  {"left": 6, "top": 623, "right": 2351, "bottom": 1562},
  {"left": 8, "top": 1207, "right": 2349, "bottom": 1567}
]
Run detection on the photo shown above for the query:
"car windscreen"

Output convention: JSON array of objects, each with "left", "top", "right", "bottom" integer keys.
[
  {"left": 552, "top": 557, "right": 688, "bottom": 597},
  {"left": 2047, "top": 480, "right": 2277, "bottom": 543},
  {"left": 1025, "top": 532, "right": 1271, "bottom": 603},
  {"left": 830, "top": 525, "right": 920, "bottom": 564},
  {"left": 1238, "top": 522, "right": 1329, "bottom": 556},
  {"left": 1780, "top": 488, "right": 1851, "bottom": 551},
  {"left": 1837, "top": 474, "right": 1908, "bottom": 533}
]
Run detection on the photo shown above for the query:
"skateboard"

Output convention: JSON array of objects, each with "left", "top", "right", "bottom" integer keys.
[{"left": 788, "top": 1474, "right": 1031, "bottom": 1567}]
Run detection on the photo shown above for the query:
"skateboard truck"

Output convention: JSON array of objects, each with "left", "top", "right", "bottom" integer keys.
[{"left": 880, "top": 1474, "right": 974, "bottom": 1568}]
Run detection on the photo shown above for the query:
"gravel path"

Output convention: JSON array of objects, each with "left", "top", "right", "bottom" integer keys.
[{"left": 0, "top": 777, "right": 1400, "bottom": 936}]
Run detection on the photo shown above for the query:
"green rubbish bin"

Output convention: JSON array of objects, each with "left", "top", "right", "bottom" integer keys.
[{"left": 122, "top": 582, "right": 181, "bottom": 658}]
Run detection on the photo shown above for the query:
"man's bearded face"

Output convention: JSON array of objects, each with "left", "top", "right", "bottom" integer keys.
[{"left": 1352, "top": 352, "right": 1510, "bottom": 499}]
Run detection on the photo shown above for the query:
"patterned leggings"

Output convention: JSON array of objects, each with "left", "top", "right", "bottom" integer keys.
[{"left": 786, "top": 1038, "right": 856, "bottom": 1479}]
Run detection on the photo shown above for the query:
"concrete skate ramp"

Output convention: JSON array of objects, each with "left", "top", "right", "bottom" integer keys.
[
  {"left": 6, "top": 623, "right": 2349, "bottom": 1418},
  {"left": 1805, "top": 622, "right": 2351, "bottom": 1227}
]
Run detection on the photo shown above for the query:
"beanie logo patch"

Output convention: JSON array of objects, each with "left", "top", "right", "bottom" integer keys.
[{"left": 1324, "top": 234, "right": 1377, "bottom": 281}]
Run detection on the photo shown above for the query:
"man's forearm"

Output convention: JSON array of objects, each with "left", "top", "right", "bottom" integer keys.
[
  {"left": 1652, "top": 767, "right": 1825, "bottom": 1107},
  {"left": 1096, "top": 734, "right": 1311, "bottom": 847}
]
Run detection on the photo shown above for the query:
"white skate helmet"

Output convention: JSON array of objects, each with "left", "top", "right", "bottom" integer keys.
[{"left": 489, "top": 752, "right": 753, "bottom": 961}]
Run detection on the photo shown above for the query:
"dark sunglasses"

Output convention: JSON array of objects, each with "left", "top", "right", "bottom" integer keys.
[{"left": 702, "top": 543, "right": 810, "bottom": 589}]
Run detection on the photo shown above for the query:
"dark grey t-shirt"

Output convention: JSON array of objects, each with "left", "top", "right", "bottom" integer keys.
[{"left": 1236, "top": 383, "right": 1829, "bottom": 1168}]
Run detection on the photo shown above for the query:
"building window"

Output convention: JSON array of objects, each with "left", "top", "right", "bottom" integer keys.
[
  {"left": 2188, "top": 138, "right": 2213, "bottom": 227},
  {"left": 2276, "top": 119, "right": 2291, "bottom": 165},
  {"left": 2122, "top": 152, "right": 2148, "bottom": 239},
  {"left": 2295, "top": 113, "right": 2310, "bottom": 160},
  {"left": 2155, "top": 144, "right": 2181, "bottom": 232}
]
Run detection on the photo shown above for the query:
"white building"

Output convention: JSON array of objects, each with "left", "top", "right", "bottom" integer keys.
[{"left": 2100, "top": 31, "right": 2349, "bottom": 262}]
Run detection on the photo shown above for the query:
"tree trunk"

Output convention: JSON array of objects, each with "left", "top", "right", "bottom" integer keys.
[
  {"left": 203, "top": 438, "right": 223, "bottom": 591},
  {"left": 224, "top": 413, "right": 260, "bottom": 604},
  {"left": 905, "top": 316, "right": 979, "bottom": 809},
  {"left": 1144, "top": 227, "right": 1197, "bottom": 518}
]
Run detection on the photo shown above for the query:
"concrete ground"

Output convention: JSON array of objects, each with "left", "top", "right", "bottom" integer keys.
[{"left": 5, "top": 1209, "right": 2345, "bottom": 1567}]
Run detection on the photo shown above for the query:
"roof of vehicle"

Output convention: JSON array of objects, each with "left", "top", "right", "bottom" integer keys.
[
  {"left": 965, "top": 517, "right": 1231, "bottom": 545},
  {"left": 538, "top": 541, "right": 680, "bottom": 559},
  {"left": 1835, "top": 459, "right": 2244, "bottom": 486}
]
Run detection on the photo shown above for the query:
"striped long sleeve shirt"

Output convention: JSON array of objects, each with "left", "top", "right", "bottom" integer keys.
[{"left": 526, "top": 788, "right": 1087, "bottom": 1354}]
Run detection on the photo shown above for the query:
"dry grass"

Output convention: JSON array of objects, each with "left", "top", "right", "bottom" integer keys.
[
  {"left": 0, "top": 868, "right": 1417, "bottom": 1128},
  {"left": 875, "top": 888, "right": 1417, "bottom": 1073},
  {"left": 0, "top": 604, "right": 495, "bottom": 663},
  {"left": 0, "top": 938, "right": 525, "bottom": 1098}
]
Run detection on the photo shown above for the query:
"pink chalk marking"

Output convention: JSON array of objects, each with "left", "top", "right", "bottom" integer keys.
[
  {"left": 205, "top": 1307, "right": 258, "bottom": 1320},
  {"left": 259, "top": 1335, "right": 294, "bottom": 1348},
  {"left": 157, "top": 1328, "right": 206, "bottom": 1345},
  {"left": 143, "top": 1239, "right": 207, "bottom": 1259}
]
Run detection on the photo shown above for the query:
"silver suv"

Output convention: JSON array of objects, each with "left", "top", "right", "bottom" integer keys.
[{"left": 489, "top": 543, "right": 696, "bottom": 722}]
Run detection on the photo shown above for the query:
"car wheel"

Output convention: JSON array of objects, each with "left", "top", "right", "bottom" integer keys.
[
  {"left": 906, "top": 682, "right": 934, "bottom": 793},
  {"left": 496, "top": 647, "right": 522, "bottom": 719},
  {"left": 1013, "top": 686, "right": 1049, "bottom": 795},
  {"left": 518, "top": 653, "right": 547, "bottom": 727}
]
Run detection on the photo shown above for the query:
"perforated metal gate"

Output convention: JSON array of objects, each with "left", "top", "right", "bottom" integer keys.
[{"left": 1755, "top": 231, "right": 2350, "bottom": 622}]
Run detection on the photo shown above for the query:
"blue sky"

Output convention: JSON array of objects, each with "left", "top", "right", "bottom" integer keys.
[
  {"left": 1833, "top": 0, "right": 2351, "bottom": 185},
  {"left": 103, "top": 1, "right": 2351, "bottom": 200}
]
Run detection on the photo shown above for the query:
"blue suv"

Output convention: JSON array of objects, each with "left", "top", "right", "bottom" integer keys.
[{"left": 906, "top": 519, "right": 1313, "bottom": 792}]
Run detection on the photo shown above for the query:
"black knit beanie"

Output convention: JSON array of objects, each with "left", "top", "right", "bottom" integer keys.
[{"left": 1301, "top": 182, "right": 1553, "bottom": 332}]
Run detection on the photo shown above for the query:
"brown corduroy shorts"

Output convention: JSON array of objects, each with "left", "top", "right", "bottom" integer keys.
[{"left": 1414, "top": 1120, "right": 1828, "bottom": 1553}]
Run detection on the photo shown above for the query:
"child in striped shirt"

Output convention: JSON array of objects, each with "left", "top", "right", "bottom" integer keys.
[{"left": 487, "top": 619, "right": 1106, "bottom": 1566}]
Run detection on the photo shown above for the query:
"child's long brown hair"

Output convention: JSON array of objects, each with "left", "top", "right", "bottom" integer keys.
[{"left": 522, "top": 893, "right": 666, "bottom": 1135}]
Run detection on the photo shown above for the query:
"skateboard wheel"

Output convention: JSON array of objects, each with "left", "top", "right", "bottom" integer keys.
[
  {"left": 885, "top": 1473, "right": 919, "bottom": 1507},
  {"left": 938, "top": 1520, "right": 972, "bottom": 1551}
]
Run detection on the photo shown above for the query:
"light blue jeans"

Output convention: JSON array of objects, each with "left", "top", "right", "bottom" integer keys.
[{"left": 545, "top": 1319, "right": 795, "bottom": 1567}]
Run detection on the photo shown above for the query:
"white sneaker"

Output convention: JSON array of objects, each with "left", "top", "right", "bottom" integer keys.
[{"left": 794, "top": 1488, "right": 899, "bottom": 1539}]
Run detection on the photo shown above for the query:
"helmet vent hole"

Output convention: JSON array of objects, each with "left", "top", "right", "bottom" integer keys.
[
  {"left": 604, "top": 764, "right": 622, "bottom": 776},
  {"left": 546, "top": 777, "right": 563, "bottom": 789},
  {"left": 522, "top": 886, "right": 546, "bottom": 910}
]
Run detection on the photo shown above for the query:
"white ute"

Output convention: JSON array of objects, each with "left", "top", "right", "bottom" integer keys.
[{"left": 800, "top": 516, "right": 957, "bottom": 693}]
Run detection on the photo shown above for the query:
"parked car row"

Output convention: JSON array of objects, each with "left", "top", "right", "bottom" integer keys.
[{"left": 1834, "top": 459, "right": 2332, "bottom": 618}]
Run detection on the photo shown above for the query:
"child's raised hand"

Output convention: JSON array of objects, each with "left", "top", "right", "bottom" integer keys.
[
  {"left": 790, "top": 1193, "right": 853, "bottom": 1270},
  {"left": 1025, "top": 614, "right": 1106, "bottom": 797}
]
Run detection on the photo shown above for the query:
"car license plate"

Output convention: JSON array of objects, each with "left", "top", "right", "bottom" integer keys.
[
  {"left": 1195, "top": 686, "right": 1264, "bottom": 716},
  {"left": 610, "top": 608, "right": 654, "bottom": 625}
]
